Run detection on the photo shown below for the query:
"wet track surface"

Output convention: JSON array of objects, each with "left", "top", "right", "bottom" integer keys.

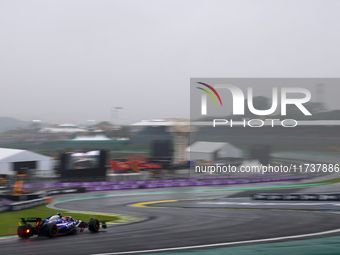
[{"left": 2, "top": 185, "right": 340, "bottom": 255}]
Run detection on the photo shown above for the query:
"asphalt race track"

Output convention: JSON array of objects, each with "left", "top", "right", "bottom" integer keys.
[{"left": 2, "top": 185, "right": 340, "bottom": 255}]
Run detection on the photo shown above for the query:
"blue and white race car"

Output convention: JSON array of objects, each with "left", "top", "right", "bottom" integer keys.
[{"left": 17, "top": 213, "right": 106, "bottom": 239}]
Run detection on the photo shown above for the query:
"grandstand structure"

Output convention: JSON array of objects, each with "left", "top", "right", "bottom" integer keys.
[{"left": 131, "top": 119, "right": 191, "bottom": 164}]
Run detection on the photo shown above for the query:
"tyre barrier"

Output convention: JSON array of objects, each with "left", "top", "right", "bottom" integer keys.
[
  {"left": 252, "top": 193, "right": 340, "bottom": 201},
  {"left": 0, "top": 191, "right": 45, "bottom": 202},
  {"left": 0, "top": 187, "right": 86, "bottom": 203},
  {"left": 0, "top": 197, "right": 53, "bottom": 213},
  {"left": 45, "top": 187, "right": 86, "bottom": 196}
]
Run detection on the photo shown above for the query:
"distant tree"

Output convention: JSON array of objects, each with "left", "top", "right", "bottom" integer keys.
[
  {"left": 250, "top": 96, "right": 271, "bottom": 110},
  {"left": 284, "top": 102, "right": 326, "bottom": 116},
  {"left": 244, "top": 96, "right": 271, "bottom": 118},
  {"left": 303, "top": 102, "right": 326, "bottom": 114},
  {"left": 105, "top": 126, "right": 130, "bottom": 138},
  {"left": 95, "top": 121, "right": 113, "bottom": 127}
]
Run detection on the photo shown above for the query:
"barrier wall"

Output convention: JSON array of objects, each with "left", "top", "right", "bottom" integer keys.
[
  {"left": 253, "top": 193, "right": 340, "bottom": 201},
  {"left": 0, "top": 197, "right": 53, "bottom": 213}
]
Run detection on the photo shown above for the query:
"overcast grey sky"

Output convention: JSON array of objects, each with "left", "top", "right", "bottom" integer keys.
[{"left": 1, "top": 0, "right": 340, "bottom": 125}]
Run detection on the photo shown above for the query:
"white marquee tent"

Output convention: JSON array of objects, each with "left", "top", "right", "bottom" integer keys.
[
  {"left": 0, "top": 148, "right": 53, "bottom": 175},
  {"left": 186, "top": 141, "right": 243, "bottom": 161}
]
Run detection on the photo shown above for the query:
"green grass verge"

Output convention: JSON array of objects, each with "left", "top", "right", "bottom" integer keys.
[{"left": 0, "top": 204, "right": 119, "bottom": 236}]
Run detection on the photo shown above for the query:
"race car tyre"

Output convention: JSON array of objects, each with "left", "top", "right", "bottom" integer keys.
[
  {"left": 43, "top": 223, "right": 58, "bottom": 237},
  {"left": 17, "top": 226, "right": 31, "bottom": 239},
  {"left": 89, "top": 218, "right": 100, "bottom": 232}
]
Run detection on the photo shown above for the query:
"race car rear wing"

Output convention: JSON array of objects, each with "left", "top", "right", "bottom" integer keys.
[{"left": 20, "top": 218, "right": 42, "bottom": 223}]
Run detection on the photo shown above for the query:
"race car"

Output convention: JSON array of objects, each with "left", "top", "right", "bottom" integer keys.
[{"left": 17, "top": 213, "right": 107, "bottom": 239}]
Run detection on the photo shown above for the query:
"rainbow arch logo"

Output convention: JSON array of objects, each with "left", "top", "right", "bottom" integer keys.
[{"left": 196, "top": 82, "right": 223, "bottom": 106}]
